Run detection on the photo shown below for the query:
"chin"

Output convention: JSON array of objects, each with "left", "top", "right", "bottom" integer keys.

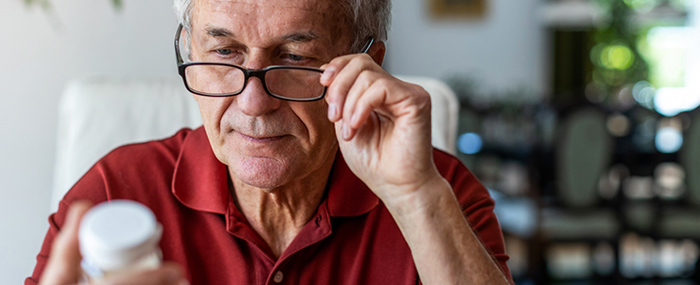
[{"left": 231, "top": 156, "right": 297, "bottom": 190}]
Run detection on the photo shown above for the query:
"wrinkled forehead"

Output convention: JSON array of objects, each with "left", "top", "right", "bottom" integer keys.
[
  {"left": 190, "top": 0, "right": 348, "bottom": 33},
  {"left": 189, "top": 0, "right": 352, "bottom": 52}
]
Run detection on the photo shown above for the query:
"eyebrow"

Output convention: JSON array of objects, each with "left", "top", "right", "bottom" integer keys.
[
  {"left": 204, "top": 25, "right": 320, "bottom": 43},
  {"left": 282, "top": 31, "right": 321, "bottom": 43},
  {"left": 206, "top": 27, "right": 234, "bottom": 38}
]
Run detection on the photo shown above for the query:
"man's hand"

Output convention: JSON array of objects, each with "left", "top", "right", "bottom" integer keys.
[
  {"left": 321, "top": 53, "right": 444, "bottom": 210},
  {"left": 39, "top": 201, "right": 188, "bottom": 285}
]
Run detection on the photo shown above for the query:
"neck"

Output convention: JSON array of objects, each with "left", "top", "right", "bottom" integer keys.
[{"left": 229, "top": 154, "right": 335, "bottom": 258}]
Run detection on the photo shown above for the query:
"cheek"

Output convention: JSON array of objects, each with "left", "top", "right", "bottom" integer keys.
[
  {"left": 296, "top": 102, "right": 335, "bottom": 143},
  {"left": 311, "top": 118, "right": 336, "bottom": 144},
  {"left": 195, "top": 96, "right": 233, "bottom": 127},
  {"left": 194, "top": 96, "right": 236, "bottom": 164}
]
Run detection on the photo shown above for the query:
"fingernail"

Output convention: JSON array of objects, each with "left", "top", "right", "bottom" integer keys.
[
  {"left": 328, "top": 103, "right": 338, "bottom": 120},
  {"left": 321, "top": 67, "right": 335, "bottom": 82},
  {"left": 342, "top": 123, "right": 351, "bottom": 139},
  {"left": 165, "top": 267, "right": 182, "bottom": 282},
  {"left": 351, "top": 112, "right": 359, "bottom": 126}
]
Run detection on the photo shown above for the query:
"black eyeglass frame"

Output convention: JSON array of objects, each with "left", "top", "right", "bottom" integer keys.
[{"left": 174, "top": 24, "right": 375, "bottom": 102}]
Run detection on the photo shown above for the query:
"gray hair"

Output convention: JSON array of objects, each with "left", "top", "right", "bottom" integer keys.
[{"left": 173, "top": 0, "right": 391, "bottom": 53}]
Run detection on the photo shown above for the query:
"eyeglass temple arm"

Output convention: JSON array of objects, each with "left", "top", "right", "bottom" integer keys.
[
  {"left": 174, "top": 24, "right": 185, "bottom": 65},
  {"left": 361, "top": 37, "right": 374, "bottom": 54}
]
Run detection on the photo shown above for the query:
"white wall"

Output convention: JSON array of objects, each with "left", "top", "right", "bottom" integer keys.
[
  {"left": 386, "top": 0, "right": 546, "bottom": 98},
  {"left": 0, "top": 0, "right": 545, "bottom": 283},
  {"left": 0, "top": 1, "right": 177, "bottom": 283}
]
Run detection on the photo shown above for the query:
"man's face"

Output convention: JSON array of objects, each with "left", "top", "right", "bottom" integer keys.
[{"left": 189, "top": 0, "right": 352, "bottom": 189}]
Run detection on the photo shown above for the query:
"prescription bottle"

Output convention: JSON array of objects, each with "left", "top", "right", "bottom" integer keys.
[{"left": 79, "top": 200, "right": 162, "bottom": 281}]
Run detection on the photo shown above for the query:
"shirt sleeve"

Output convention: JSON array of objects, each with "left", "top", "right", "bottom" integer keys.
[{"left": 26, "top": 129, "right": 188, "bottom": 284}]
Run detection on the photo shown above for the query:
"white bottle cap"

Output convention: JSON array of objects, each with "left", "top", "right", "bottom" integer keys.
[{"left": 79, "top": 200, "right": 162, "bottom": 271}]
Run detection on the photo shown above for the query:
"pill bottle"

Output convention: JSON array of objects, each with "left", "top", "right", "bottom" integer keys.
[{"left": 79, "top": 200, "right": 163, "bottom": 281}]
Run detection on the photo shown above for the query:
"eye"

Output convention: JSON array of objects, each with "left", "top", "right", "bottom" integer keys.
[
  {"left": 216, "top": 49, "right": 232, "bottom": 55},
  {"left": 286, "top": 54, "right": 304, "bottom": 61}
]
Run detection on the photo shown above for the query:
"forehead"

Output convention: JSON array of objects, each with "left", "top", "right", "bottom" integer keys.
[{"left": 191, "top": 0, "right": 348, "bottom": 38}]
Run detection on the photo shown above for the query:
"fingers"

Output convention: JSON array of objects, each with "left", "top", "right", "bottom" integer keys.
[
  {"left": 321, "top": 54, "right": 382, "bottom": 123},
  {"left": 342, "top": 78, "right": 392, "bottom": 140},
  {"left": 40, "top": 201, "right": 93, "bottom": 285},
  {"left": 321, "top": 54, "right": 399, "bottom": 141},
  {"left": 97, "top": 262, "right": 188, "bottom": 285},
  {"left": 321, "top": 52, "right": 431, "bottom": 142}
]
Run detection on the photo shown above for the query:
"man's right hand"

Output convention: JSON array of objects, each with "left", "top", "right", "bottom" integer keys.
[{"left": 39, "top": 201, "right": 188, "bottom": 285}]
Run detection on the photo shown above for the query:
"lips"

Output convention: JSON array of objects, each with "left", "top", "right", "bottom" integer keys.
[{"left": 237, "top": 132, "right": 286, "bottom": 143}]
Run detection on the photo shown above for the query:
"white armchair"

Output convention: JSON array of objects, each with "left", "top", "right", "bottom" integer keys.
[{"left": 51, "top": 75, "right": 459, "bottom": 212}]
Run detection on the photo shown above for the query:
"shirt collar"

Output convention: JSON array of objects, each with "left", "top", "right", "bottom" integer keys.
[
  {"left": 171, "top": 126, "right": 380, "bottom": 217},
  {"left": 172, "top": 127, "right": 229, "bottom": 215},
  {"left": 325, "top": 151, "right": 380, "bottom": 217}
]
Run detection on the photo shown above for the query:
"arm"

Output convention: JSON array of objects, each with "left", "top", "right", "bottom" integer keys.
[
  {"left": 321, "top": 51, "right": 512, "bottom": 284},
  {"left": 386, "top": 177, "right": 511, "bottom": 284}
]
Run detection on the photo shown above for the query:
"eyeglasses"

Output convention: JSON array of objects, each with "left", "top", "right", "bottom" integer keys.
[{"left": 174, "top": 24, "right": 374, "bottom": 102}]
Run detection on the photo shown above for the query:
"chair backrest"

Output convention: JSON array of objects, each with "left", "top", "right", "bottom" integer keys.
[
  {"left": 51, "top": 75, "right": 460, "bottom": 212},
  {"left": 555, "top": 107, "right": 613, "bottom": 208}
]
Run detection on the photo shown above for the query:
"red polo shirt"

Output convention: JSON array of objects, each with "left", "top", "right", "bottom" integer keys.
[{"left": 28, "top": 127, "right": 512, "bottom": 284}]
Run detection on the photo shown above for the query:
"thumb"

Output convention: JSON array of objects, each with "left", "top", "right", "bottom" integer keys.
[{"left": 40, "top": 201, "right": 93, "bottom": 285}]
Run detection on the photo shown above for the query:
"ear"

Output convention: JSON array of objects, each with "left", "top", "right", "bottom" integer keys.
[
  {"left": 368, "top": 41, "right": 386, "bottom": 66},
  {"left": 180, "top": 28, "right": 188, "bottom": 46},
  {"left": 178, "top": 26, "right": 191, "bottom": 62}
]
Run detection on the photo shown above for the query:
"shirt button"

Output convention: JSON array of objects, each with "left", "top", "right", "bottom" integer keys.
[{"left": 273, "top": 271, "right": 284, "bottom": 283}]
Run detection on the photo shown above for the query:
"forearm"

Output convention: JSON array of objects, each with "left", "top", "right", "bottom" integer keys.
[{"left": 384, "top": 176, "right": 510, "bottom": 285}]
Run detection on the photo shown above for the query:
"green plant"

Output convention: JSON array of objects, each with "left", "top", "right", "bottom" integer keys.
[{"left": 590, "top": 0, "right": 649, "bottom": 96}]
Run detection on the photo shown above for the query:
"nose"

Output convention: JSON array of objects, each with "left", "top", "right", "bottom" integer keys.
[
  {"left": 235, "top": 51, "right": 282, "bottom": 116},
  {"left": 235, "top": 72, "right": 281, "bottom": 117}
]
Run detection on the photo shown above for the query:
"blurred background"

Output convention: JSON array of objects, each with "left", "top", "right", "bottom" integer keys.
[{"left": 1, "top": 0, "right": 698, "bottom": 283}]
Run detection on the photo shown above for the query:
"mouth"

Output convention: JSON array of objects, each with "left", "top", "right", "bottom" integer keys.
[{"left": 237, "top": 132, "right": 287, "bottom": 143}]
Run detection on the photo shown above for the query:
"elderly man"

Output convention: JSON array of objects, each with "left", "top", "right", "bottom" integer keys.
[{"left": 28, "top": 0, "right": 512, "bottom": 284}]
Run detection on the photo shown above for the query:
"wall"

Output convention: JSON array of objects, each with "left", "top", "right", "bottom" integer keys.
[
  {"left": 0, "top": 1, "right": 177, "bottom": 283},
  {"left": 0, "top": 0, "right": 545, "bottom": 283},
  {"left": 386, "top": 0, "right": 546, "bottom": 99}
]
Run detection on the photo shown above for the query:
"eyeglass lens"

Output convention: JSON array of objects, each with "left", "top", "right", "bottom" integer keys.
[{"left": 185, "top": 65, "right": 324, "bottom": 99}]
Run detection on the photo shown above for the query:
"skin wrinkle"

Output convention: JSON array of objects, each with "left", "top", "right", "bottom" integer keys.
[
  {"left": 193, "top": 3, "right": 349, "bottom": 64},
  {"left": 180, "top": 0, "right": 374, "bottom": 60},
  {"left": 201, "top": 25, "right": 325, "bottom": 66}
]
